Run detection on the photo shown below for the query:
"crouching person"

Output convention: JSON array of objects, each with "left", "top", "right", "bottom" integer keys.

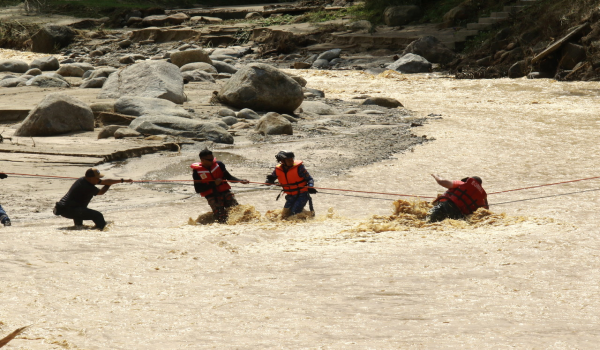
[
  {"left": 54, "top": 168, "right": 133, "bottom": 230},
  {"left": 427, "top": 174, "right": 489, "bottom": 223},
  {"left": 265, "top": 151, "right": 316, "bottom": 219},
  {"left": 191, "top": 149, "right": 249, "bottom": 223}
]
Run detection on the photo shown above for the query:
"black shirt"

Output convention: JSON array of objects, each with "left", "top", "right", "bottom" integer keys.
[
  {"left": 59, "top": 177, "right": 100, "bottom": 208},
  {"left": 192, "top": 161, "right": 241, "bottom": 197}
]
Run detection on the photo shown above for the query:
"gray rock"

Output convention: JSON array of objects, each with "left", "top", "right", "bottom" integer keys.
[
  {"left": 90, "top": 102, "right": 115, "bottom": 116},
  {"left": 0, "top": 78, "right": 28, "bottom": 87},
  {"left": 213, "top": 73, "right": 232, "bottom": 80},
  {"left": 361, "top": 97, "right": 403, "bottom": 108},
  {"left": 82, "top": 70, "right": 93, "bottom": 79},
  {"left": 384, "top": 5, "right": 421, "bottom": 26},
  {"left": 25, "top": 68, "right": 42, "bottom": 76},
  {"left": 129, "top": 115, "right": 233, "bottom": 143},
  {"left": 387, "top": 53, "right": 432, "bottom": 73},
  {"left": 181, "top": 70, "right": 215, "bottom": 83},
  {"left": 114, "top": 127, "right": 142, "bottom": 139},
  {"left": 218, "top": 63, "right": 303, "bottom": 114},
  {"left": 211, "top": 47, "right": 247, "bottom": 58},
  {"left": 343, "top": 109, "right": 358, "bottom": 114},
  {"left": 0, "top": 60, "right": 29, "bottom": 73},
  {"left": 87, "top": 67, "right": 117, "bottom": 80},
  {"left": 255, "top": 112, "right": 293, "bottom": 135},
  {"left": 31, "top": 25, "right": 75, "bottom": 53},
  {"left": 317, "top": 49, "right": 342, "bottom": 61},
  {"left": 25, "top": 75, "right": 70, "bottom": 88},
  {"left": 211, "top": 60, "right": 238, "bottom": 74},
  {"left": 80, "top": 77, "right": 107, "bottom": 89},
  {"left": 218, "top": 108, "right": 236, "bottom": 117},
  {"left": 70, "top": 63, "right": 95, "bottom": 73},
  {"left": 14, "top": 93, "right": 94, "bottom": 136},
  {"left": 180, "top": 62, "right": 217, "bottom": 74},
  {"left": 299, "top": 101, "right": 339, "bottom": 115},
  {"left": 119, "top": 56, "right": 135, "bottom": 64},
  {"left": 118, "top": 40, "right": 133, "bottom": 49},
  {"left": 98, "top": 112, "right": 135, "bottom": 125},
  {"left": 89, "top": 50, "right": 104, "bottom": 57},
  {"left": 403, "top": 36, "right": 456, "bottom": 65},
  {"left": 281, "top": 114, "right": 298, "bottom": 123},
  {"left": 221, "top": 116, "right": 238, "bottom": 125},
  {"left": 114, "top": 96, "right": 191, "bottom": 118},
  {"left": 99, "top": 60, "right": 185, "bottom": 104},
  {"left": 57, "top": 64, "right": 85, "bottom": 77},
  {"left": 30, "top": 56, "right": 60, "bottom": 71},
  {"left": 1, "top": 74, "right": 17, "bottom": 80},
  {"left": 303, "top": 87, "right": 325, "bottom": 98},
  {"left": 210, "top": 55, "right": 237, "bottom": 62},
  {"left": 312, "top": 59, "right": 330, "bottom": 68},
  {"left": 289, "top": 75, "right": 307, "bottom": 87},
  {"left": 98, "top": 125, "right": 127, "bottom": 139},
  {"left": 170, "top": 49, "right": 212, "bottom": 67},
  {"left": 236, "top": 108, "right": 260, "bottom": 120}
]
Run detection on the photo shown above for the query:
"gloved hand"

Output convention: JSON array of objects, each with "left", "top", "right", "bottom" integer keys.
[
  {"left": 0, "top": 173, "right": 7, "bottom": 179},
  {"left": 308, "top": 187, "right": 317, "bottom": 194}
]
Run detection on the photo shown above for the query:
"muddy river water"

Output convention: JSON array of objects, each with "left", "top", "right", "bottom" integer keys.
[{"left": 1, "top": 69, "right": 599, "bottom": 349}]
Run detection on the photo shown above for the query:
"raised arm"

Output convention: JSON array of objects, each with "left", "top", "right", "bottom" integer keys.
[{"left": 431, "top": 174, "right": 453, "bottom": 189}]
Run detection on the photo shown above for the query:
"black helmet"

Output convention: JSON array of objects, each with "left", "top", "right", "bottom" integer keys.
[{"left": 275, "top": 150, "right": 295, "bottom": 162}]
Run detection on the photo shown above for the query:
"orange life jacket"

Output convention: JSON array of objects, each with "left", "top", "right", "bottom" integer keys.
[
  {"left": 190, "top": 158, "right": 231, "bottom": 197},
  {"left": 440, "top": 178, "right": 487, "bottom": 215},
  {"left": 275, "top": 160, "right": 308, "bottom": 195}
]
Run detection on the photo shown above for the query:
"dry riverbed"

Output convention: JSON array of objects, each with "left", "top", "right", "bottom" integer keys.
[{"left": 1, "top": 64, "right": 599, "bottom": 348}]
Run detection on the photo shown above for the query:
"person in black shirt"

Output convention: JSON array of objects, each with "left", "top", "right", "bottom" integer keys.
[
  {"left": 0, "top": 171, "right": 11, "bottom": 226},
  {"left": 191, "top": 149, "right": 249, "bottom": 223},
  {"left": 54, "top": 168, "right": 132, "bottom": 230}
]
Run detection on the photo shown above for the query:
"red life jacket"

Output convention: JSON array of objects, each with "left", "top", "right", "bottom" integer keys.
[
  {"left": 275, "top": 160, "right": 308, "bottom": 195},
  {"left": 190, "top": 158, "right": 231, "bottom": 197},
  {"left": 440, "top": 178, "right": 487, "bottom": 215}
]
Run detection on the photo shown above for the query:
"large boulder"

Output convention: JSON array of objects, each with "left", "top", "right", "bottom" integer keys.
[
  {"left": 0, "top": 60, "right": 29, "bottom": 73},
  {"left": 383, "top": 5, "right": 421, "bottom": 26},
  {"left": 98, "top": 61, "right": 185, "bottom": 104},
  {"left": 14, "top": 93, "right": 94, "bottom": 136},
  {"left": 31, "top": 25, "right": 76, "bottom": 53},
  {"left": 218, "top": 63, "right": 303, "bottom": 113},
  {"left": 387, "top": 53, "right": 432, "bottom": 73},
  {"left": 403, "top": 36, "right": 456, "bottom": 65},
  {"left": 255, "top": 112, "right": 293, "bottom": 135},
  {"left": 129, "top": 115, "right": 233, "bottom": 143},
  {"left": 170, "top": 49, "right": 212, "bottom": 67},
  {"left": 180, "top": 62, "right": 217, "bottom": 74},
  {"left": 114, "top": 96, "right": 191, "bottom": 118},
  {"left": 29, "top": 56, "right": 60, "bottom": 71}
]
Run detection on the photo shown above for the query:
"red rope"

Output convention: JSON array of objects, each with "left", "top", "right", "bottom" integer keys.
[{"left": 487, "top": 176, "right": 600, "bottom": 195}]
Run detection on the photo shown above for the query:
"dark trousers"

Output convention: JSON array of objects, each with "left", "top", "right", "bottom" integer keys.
[
  {"left": 206, "top": 191, "right": 239, "bottom": 223},
  {"left": 58, "top": 206, "right": 106, "bottom": 229},
  {"left": 0, "top": 204, "right": 9, "bottom": 224},
  {"left": 427, "top": 200, "right": 464, "bottom": 223},
  {"left": 284, "top": 192, "right": 310, "bottom": 215}
]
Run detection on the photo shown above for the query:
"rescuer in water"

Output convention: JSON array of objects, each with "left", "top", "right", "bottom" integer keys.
[
  {"left": 191, "top": 149, "right": 249, "bottom": 223},
  {"left": 265, "top": 151, "right": 316, "bottom": 219},
  {"left": 427, "top": 174, "right": 489, "bottom": 222}
]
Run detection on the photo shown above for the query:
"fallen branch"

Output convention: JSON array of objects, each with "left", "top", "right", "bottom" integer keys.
[{"left": 0, "top": 326, "right": 29, "bottom": 348}]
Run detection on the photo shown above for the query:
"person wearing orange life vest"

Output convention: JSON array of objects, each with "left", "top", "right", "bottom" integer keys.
[
  {"left": 191, "top": 149, "right": 249, "bottom": 223},
  {"left": 265, "top": 151, "right": 316, "bottom": 218},
  {"left": 427, "top": 174, "right": 489, "bottom": 223}
]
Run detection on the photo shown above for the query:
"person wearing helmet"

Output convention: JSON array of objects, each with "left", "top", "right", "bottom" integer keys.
[
  {"left": 427, "top": 174, "right": 489, "bottom": 223},
  {"left": 191, "top": 149, "right": 249, "bottom": 223},
  {"left": 265, "top": 151, "right": 316, "bottom": 218}
]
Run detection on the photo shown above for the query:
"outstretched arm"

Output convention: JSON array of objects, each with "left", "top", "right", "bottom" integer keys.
[
  {"left": 97, "top": 178, "right": 133, "bottom": 195},
  {"left": 431, "top": 174, "right": 453, "bottom": 189}
]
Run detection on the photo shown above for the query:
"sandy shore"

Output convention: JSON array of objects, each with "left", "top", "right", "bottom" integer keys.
[{"left": 1, "top": 66, "right": 599, "bottom": 348}]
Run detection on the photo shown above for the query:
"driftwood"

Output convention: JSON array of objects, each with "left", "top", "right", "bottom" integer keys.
[
  {"left": 0, "top": 326, "right": 29, "bottom": 348},
  {"left": 531, "top": 23, "right": 589, "bottom": 65}
]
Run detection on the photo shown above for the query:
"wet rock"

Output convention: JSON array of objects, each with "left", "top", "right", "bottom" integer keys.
[
  {"left": 317, "top": 49, "right": 342, "bottom": 61},
  {"left": 312, "top": 59, "right": 330, "bottom": 68},
  {"left": 0, "top": 60, "right": 29, "bottom": 73},
  {"left": 57, "top": 64, "right": 85, "bottom": 77},
  {"left": 218, "top": 63, "right": 304, "bottom": 114},
  {"left": 14, "top": 93, "right": 94, "bottom": 136},
  {"left": 180, "top": 62, "right": 217, "bottom": 74},
  {"left": 387, "top": 53, "right": 432, "bottom": 73},
  {"left": 293, "top": 62, "right": 312, "bottom": 69},
  {"left": 25, "top": 75, "right": 70, "bottom": 88},
  {"left": 181, "top": 70, "right": 215, "bottom": 83},
  {"left": 221, "top": 116, "right": 238, "bottom": 125},
  {"left": 219, "top": 108, "right": 236, "bottom": 117},
  {"left": 384, "top": 5, "right": 421, "bottom": 26},
  {"left": 237, "top": 108, "right": 260, "bottom": 120},
  {"left": 31, "top": 25, "right": 75, "bottom": 53},
  {"left": 30, "top": 56, "right": 60, "bottom": 71},
  {"left": 212, "top": 61, "right": 238, "bottom": 74},
  {"left": 299, "top": 101, "right": 339, "bottom": 115},
  {"left": 255, "top": 112, "right": 293, "bottom": 135},
  {"left": 98, "top": 125, "right": 127, "bottom": 139},
  {"left": 114, "top": 127, "right": 142, "bottom": 139},
  {"left": 403, "top": 36, "right": 455, "bottom": 65},
  {"left": 170, "top": 49, "right": 212, "bottom": 67},
  {"left": 98, "top": 112, "right": 135, "bottom": 125},
  {"left": 361, "top": 97, "right": 403, "bottom": 108},
  {"left": 80, "top": 77, "right": 107, "bottom": 89},
  {"left": 114, "top": 96, "right": 190, "bottom": 118},
  {"left": 25, "top": 68, "right": 42, "bottom": 76},
  {"left": 508, "top": 60, "right": 529, "bottom": 78},
  {"left": 99, "top": 60, "right": 185, "bottom": 104},
  {"left": 559, "top": 43, "right": 586, "bottom": 70},
  {"left": 129, "top": 115, "right": 233, "bottom": 143}
]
